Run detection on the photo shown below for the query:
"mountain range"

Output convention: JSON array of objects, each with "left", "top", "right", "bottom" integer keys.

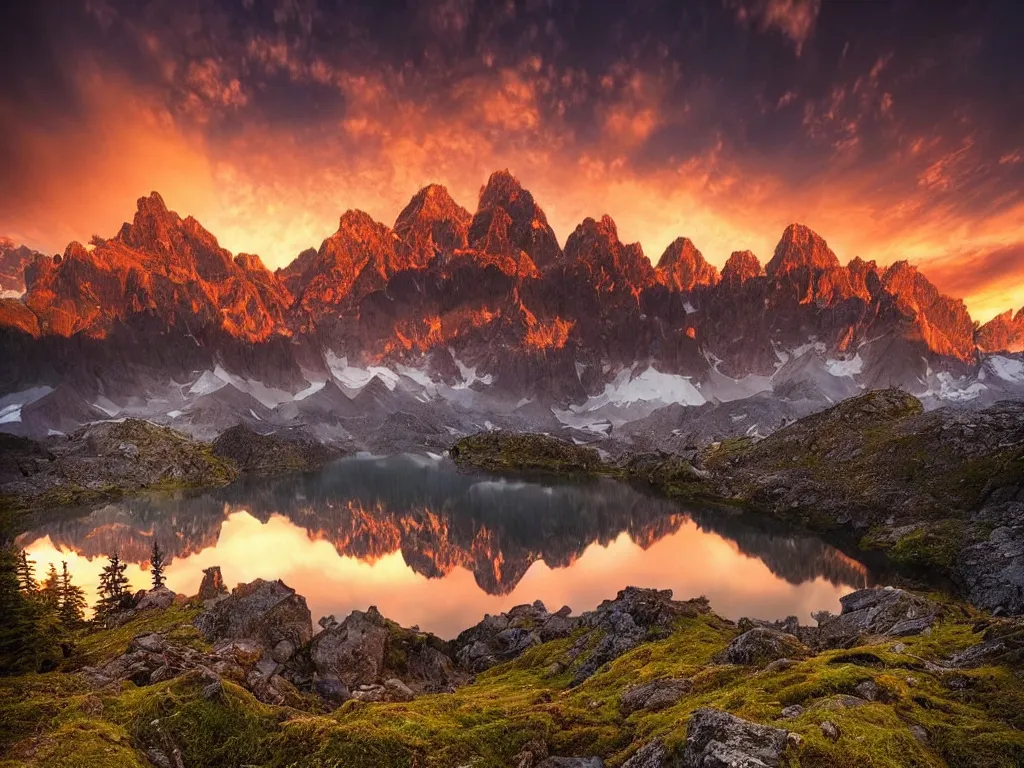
[{"left": 1, "top": 170, "right": 1022, "bottom": 447}]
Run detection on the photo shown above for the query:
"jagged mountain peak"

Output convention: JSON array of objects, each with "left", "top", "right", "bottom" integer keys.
[
  {"left": 766, "top": 223, "right": 840, "bottom": 279},
  {"left": 977, "top": 306, "right": 1024, "bottom": 353},
  {"left": 563, "top": 214, "right": 655, "bottom": 293},
  {"left": 337, "top": 209, "right": 386, "bottom": 235},
  {"left": 469, "top": 170, "right": 561, "bottom": 269},
  {"left": 394, "top": 183, "right": 471, "bottom": 267},
  {"left": 721, "top": 250, "right": 762, "bottom": 285},
  {"left": 478, "top": 169, "right": 522, "bottom": 206},
  {"left": 114, "top": 191, "right": 181, "bottom": 252},
  {"left": 655, "top": 237, "right": 719, "bottom": 291}
]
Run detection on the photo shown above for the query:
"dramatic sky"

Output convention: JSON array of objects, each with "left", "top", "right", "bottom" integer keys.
[{"left": 1, "top": 0, "right": 1022, "bottom": 320}]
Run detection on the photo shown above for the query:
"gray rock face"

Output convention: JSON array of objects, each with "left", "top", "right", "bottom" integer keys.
[
  {"left": 810, "top": 587, "right": 939, "bottom": 649},
  {"left": 453, "top": 600, "right": 577, "bottom": 673},
  {"left": 682, "top": 709, "right": 788, "bottom": 768},
  {"left": 194, "top": 578, "right": 313, "bottom": 650},
  {"left": 620, "top": 678, "right": 692, "bottom": 714},
  {"left": 308, "top": 607, "right": 390, "bottom": 688},
  {"left": 536, "top": 759, "right": 604, "bottom": 768},
  {"left": 721, "top": 627, "right": 809, "bottom": 665},
  {"left": 569, "top": 588, "right": 711, "bottom": 685},
  {"left": 302, "top": 605, "right": 461, "bottom": 696},
  {"left": 621, "top": 739, "right": 670, "bottom": 768},
  {"left": 955, "top": 501, "right": 1024, "bottom": 614}
]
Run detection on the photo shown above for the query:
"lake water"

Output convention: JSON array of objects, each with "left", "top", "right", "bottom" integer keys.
[{"left": 18, "top": 455, "right": 873, "bottom": 639}]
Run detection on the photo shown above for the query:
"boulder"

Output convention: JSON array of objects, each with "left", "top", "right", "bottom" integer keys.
[
  {"left": 308, "top": 608, "right": 390, "bottom": 688},
  {"left": 620, "top": 678, "right": 692, "bottom": 714},
  {"left": 621, "top": 739, "right": 670, "bottom": 768},
  {"left": 568, "top": 588, "right": 711, "bottom": 685},
  {"left": 304, "top": 605, "right": 461, "bottom": 694},
  {"left": 135, "top": 586, "right": 177, "bottom": 612},
  {"left": 682, "top": 709, "right": 788, "bottom": 768},
  {"left": 453, "top": 600, "right": 578, "bottom": 673},
  {"left": 194, "top": 578, "right": 313, "bottom": 651},
  {"left": 536, "top": 759, "right": 604, "bottom": 768},
  {"left": 811, "top": 587, "right": 939, "bottom": 649},
  {"left": 721, "top": 627, "right": 810, "bottom": 665}
]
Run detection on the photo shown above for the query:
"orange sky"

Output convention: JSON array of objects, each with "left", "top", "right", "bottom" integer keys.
[{"left": 1, "top": 1, "right": 1022, "bottom": 321}]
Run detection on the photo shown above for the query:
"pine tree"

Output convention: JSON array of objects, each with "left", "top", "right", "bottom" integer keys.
[
  {"left": 40, "top": 563, "right": 60, "bottom": 609},
  {"left": 96, "top": 552, "right": 132, "bottom": 622},
  {"left": 0, "top": 546, "right": 61, "bottom": 675},
  {"left": 57, "top": 562, "right": 86, "bottom": 627},
  {"left": 150, "top": 541, "right": 166, "bottom": 590},
  {"left": 0, "top": 544, "right": 34, "bottom": 674},
  {"left": 15, "top": 550, "right": 36, "bottom": 594}
]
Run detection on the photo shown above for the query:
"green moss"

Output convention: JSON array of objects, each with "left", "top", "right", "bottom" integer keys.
[
  {"left": 69, "top": 604, "right": 204, "bottom": 668},
  {"left": 886, "top": 521, "right": 965, "bottom": 569},
  {"left": 450, "top": 433, "right": 604, "bottom": 475},
  {"left": 5, "top": 591, "right": 1024, "bottom": 768}
]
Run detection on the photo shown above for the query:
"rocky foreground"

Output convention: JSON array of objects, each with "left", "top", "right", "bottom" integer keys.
[
  {"left": 453, "top": 389, "right": 1024, "bottom": 616},
  {"left": 2, "top": 570, "right": 1023, "bottom": 767}
]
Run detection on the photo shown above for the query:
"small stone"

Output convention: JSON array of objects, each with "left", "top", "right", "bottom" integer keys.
[
  {"left": 544, "top": 661, "right": 566, "bottom": 677},
  {"left": 781, "top": 704, "right": 804, "bottom": 719},
  {"left": 313, "top": 674, "right": 350, "bottom": 703},
  {"left": 820, "top": 721, "right": 841, "bottom": 741},
  {"left": 786, "top": 732, "right": 804, "bottom": 748},
  {"left": 854, "top": 680, "right": 880, "bottom": 701},
  {"left": 384, "top": 678, "right": 415, "bottom": 702},
  {"left": 909, "top": 725, "right": 929, "bottom": 744},
  {"left": 271, "top": 640, "right": 295, "bottom": 664},
  {"left": 891, "top": 643, "right": 906, "bottom": 654},
  {"left": 621, "top": 739, "right": 667, "bottom": 768},
  {"left": 905, "top": 676, "right": 918, "bottom": 687}
]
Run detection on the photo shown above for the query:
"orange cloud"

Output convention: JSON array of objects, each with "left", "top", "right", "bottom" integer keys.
[{"left": 2, "top": 36, "right": 1021, "bottom": 325}]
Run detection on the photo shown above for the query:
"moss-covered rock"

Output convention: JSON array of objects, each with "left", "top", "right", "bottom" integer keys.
[
  {"left": 450, "top": 432, "right": 604, "bottom": 474},
  {"left": 5, "top": 583, "right": 1024, "bottom": 768}
]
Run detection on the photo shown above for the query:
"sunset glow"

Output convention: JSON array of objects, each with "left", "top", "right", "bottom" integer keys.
[{"left": 2, "top": 1, "right": 1022, "bottom": 320}]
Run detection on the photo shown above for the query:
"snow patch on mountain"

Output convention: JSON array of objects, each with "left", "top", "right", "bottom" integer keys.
[
  {"left": 451, "top": 356, "right": 494, "bottom": 388},
  {"left": 0, "top": 404, "right": 22, "bottom": 424},
  {"left": 188, "top": 369, "right": 229, "bottom": 397},
  {"left": 825, "top": 354, "right": 864, "bottom": 377},
  {"left": 922, "top": 371, "right": 988, "bottom": 402},
  {"left": 325, "top": 351, "right": 400, "bottom": 391},
  {"left": 573, "top": 367, "right": 705, "bottom": 414},
  {"left": 0, "top": 386, "right": 53, "bottom": 411},
  {"left": 983, "top": 355, "right": 1024, "bottom": 383},
  {"left": 293, "top": 380, "right": 326, "bottom": 401}
]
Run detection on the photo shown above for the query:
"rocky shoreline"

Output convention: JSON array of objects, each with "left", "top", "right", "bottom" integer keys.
[
  {"left": 0, "top": 420, "right": 343, "bottom": 528},
  {"left": 451, "top": 389, "right": 1024, "bottom": 616},
  {"left": 3, "top": 569, "right": 1023, "bottom": 767}
]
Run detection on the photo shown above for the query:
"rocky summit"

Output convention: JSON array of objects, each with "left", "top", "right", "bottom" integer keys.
[{"left": 3, "top": 569, "right": 1023, "bottom": 768}]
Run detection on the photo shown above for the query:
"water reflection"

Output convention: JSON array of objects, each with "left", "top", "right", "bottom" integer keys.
[{"left": 18, "top": 455, "right": 873, "bottom": 638}]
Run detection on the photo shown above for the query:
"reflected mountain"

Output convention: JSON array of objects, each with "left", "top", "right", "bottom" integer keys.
[{"left": 19, "top": 455, "right": 871, "bottom": 595}]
